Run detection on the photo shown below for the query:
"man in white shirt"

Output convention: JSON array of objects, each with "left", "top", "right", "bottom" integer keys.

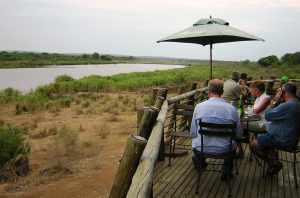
[{"left": 190, "top": 79, "right": 243, "bottom": 179}]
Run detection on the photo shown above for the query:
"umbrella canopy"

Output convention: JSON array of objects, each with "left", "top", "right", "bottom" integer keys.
[{"left": 157, "top": 17, "right": 264, "bottom": 79}]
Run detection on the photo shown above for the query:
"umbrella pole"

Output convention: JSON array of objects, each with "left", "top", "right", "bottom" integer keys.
[{"left": 210, "top": 43, "right": 213, "bottom": 80}]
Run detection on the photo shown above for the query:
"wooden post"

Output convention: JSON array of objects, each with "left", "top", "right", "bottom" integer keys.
[
  {"left": 137, "top": 108, "right": 158, "bottom": 139},
  {"left": 126, "top": 101, "right": 168, "bottom": 198},
  {"left": 187, "top": 82, "right": 197, "bottom": 113},
  {"left": 137, "top": 88, "right": 168, "bottom": 139},
  {"left": 153, "top": 88, "right": 168, "bottom": 109},
  {"left": 137, "top": 107, "right": 144, "bottom": 130},
  {"left": 109, "top": 135, "right": 147, "bottom": 198},
  {"left": 137, "top": 107, "right": 153, "bottom": 132},
  {"left": 150, "top": 88, "right": 159, "bottom": 106}
]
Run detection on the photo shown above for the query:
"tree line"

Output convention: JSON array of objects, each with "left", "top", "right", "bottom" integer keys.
[
  {"left": 258, "top": 51, "right": 300, "bottom": 67},
  {"left": 0, "top": 51, "right": 115, "bottom": 61}
]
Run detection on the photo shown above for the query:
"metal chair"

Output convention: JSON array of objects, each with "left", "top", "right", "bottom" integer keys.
[
  {"left": 194, "top": 120, "right": 238, "bottom": 198},
  {"left": 168, "top": 104, "right": 194, "bottom": 166}
]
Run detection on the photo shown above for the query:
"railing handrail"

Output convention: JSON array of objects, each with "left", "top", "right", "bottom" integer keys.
[
  {"left": 167, "top": 87, "right": 207, "bottom": 104},
  {"left": 247, "top": 79, "right": 300, "bottom": 83}
]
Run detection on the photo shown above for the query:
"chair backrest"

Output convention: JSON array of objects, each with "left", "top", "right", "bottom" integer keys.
[
  {"left": 197, "top": 119, "right": 237, "bottom": 153},
  {"left": 198, "top": 120, "right": 236, "bottom": 138}
]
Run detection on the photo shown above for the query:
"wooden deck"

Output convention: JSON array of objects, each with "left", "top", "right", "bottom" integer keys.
[{"left": 153, "top": 143, "right": 300, "bottom": 198}]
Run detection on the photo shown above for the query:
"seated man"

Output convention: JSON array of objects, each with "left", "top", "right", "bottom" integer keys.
[
  {"left": 250, "top": 83, "right": 300, "bottom": 175},
  {"left": 223, "top": 72, "right": 241, "bottom": 108},
  {"left": 190, "top": 79, "right": 242, "bottom": 179},
  {"left": 248, "top": 81, "right": 271, "bottom": 132}
]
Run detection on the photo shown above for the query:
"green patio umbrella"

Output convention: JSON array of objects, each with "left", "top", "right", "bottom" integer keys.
[{"left": 157, "top": 17, "right": 264, "bottom": 79}]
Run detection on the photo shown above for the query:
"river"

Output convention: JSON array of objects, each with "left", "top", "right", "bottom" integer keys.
[{"left": 0, "top": 64, "right": 184, "bottom": 92}]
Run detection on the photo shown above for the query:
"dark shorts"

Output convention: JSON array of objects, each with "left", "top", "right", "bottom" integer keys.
[{"left": 257, "top": 133, "right": 275, "bottom": 149}]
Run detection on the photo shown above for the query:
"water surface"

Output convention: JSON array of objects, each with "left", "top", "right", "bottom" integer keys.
[{"left": 0, "top": 64, "right": 184, "bottom": 92}]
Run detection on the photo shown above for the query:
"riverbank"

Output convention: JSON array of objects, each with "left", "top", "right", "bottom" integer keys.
[
  {"left": 1, "top": 63, "right": 300, "bottom": 114},
  {"left": 0, "top": 51, "right": 238, "bottom": 69}
]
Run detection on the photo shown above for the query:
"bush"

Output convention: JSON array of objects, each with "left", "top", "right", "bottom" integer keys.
[
  {"left": 258, "top": 55, "right": 280, "bottom": 67},
  {"left": 281, "top": 52, "right": 300, "bottom": 65},
  {"left": 100, "top": 55, "right": 113, "bottom": 61},
  {"left": 0, "top": 124, "right": 30, "bottom": 168},
  {"left": 55, "top": 75, "right": 74, "bottom": 83},
  {"left": 241, "top": 59, "right": 251, "bottom": 66},
  {"left": 92, "top": 52, "right": 100, "bottom": 59},
  {"left": 54, "top": 126, "right": 80, "bottom": 159},
  {"left": 0, "top": 88, "right": 20, "bottom": 103}
]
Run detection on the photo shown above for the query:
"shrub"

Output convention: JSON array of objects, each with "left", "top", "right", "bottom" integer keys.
[
  {"left": 0, "top": 88, "right": 20, "bottom": 103},
  {"left": 241, "top": 59, "right": 251, "bottom": 66},
  {"left": 92, "top": 52, "right": 100, "bottom": 59},
  {"left": 57, "top": 96, "right": 73, "bottom": 108},
  {"left": 0, "top": 124, "right": 30, "bottom": 168},
  {"left": 55, "top": 75, "right": 74, "bottom": 83},
  {"left": 54, "top": 126, "right": 80, "bottom": 159},
  {"left": 258, "top": 55, "right": 280, "bottom": 67},
  {"left": 281, "top": 52, "right": 300, "bottom": 65}
]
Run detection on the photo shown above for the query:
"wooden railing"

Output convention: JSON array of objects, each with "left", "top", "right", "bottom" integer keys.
[
  {"left": 126, "top": 100, "right": 168, "bottom": 197},
  {"left": 110, "top": 78, "right": 300, "bottom": 198},
  {"left": 126, "top": 87, "right": 207, "bottom": 198}
]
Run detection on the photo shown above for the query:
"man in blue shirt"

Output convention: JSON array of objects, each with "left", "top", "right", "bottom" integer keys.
[
  {"left": 190, "top": 79, "right": 242, "bottom": 179},
  {"left": 250, "top": 83, "right": 300, "bottom": 175}
]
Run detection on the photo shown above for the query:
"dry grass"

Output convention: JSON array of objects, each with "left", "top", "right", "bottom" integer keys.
[
  {"left": 0, "top": 92, "right": 140, "bottom": 197},
  {"left": 106, "top": 114, "right": 120, "bottom": 122},
  {"left": 81, "top": 101, "right": 90, "bottom": 108},
  {"left": 53, "top": 126, "right": 80, "bottom": 159},
  {"left": 78, "top": 124, "right": 85, "bottom": 132},
  {"left": 74, "top": 107, "right": 84, "bottom": 115},
  {"left": 94, "top": 123, "right": 111, "bottom": 139},
  {"left": 30, "top": 126, "right": 58, "bottom": 139}
]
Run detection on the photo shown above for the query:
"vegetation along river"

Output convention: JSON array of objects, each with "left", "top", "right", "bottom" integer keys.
[{"left": 0, "top": 64, "right": 184, "bottom": 92}]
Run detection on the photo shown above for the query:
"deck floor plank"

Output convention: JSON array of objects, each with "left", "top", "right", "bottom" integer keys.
[{"left": 153, "top": 142, "right": 300, "bottom": 198}]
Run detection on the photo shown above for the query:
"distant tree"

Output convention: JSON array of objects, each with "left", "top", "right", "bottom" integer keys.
[
  {"left": 82, "top": 54, "right": 89, "bottom": 59},
  {"left": 257, "top": 55, "right": 280, "bottom": 67},
  {"left": 241, "top": 59, "right": 251, "bottom": 66},
  {"left": 281, "top": 53, "right": 293, "bottom": 65},
  {"left": 281, "top": 52, "right": 300, "bottom": 65},
  {"left": 92, "top": 52, "right": 100, "bottom": 59},
  {"left": 100, "top": 55, "right": 112, "bottom": 61}
]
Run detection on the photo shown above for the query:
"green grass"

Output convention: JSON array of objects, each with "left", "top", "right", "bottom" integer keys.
[
  {"left": 1, "top": 63, "right": 300, "bottom": 113},
  {"left": 38, "top": 63, "right": 300, "bottom": 93}
]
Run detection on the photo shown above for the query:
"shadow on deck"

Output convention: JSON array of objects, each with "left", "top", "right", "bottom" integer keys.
[{"left": 153, "top": 143, "right": 300, "bottom": 198}]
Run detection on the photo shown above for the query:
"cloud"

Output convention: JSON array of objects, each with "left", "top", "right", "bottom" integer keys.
[
  {"left": 9, "top": 0, "right": 299, "bottom": 12},
  {"left": 68, "top": 0, "right": 300, "bottom": 10}
]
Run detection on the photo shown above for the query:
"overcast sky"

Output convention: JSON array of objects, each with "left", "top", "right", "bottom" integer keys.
[{"left": 0, "top": 0, "right": 299, "bottom": 61}]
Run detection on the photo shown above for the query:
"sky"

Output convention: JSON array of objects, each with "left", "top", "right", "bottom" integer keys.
[{"left": 0, "top": 0, "right": 300, "bottom": 61}]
